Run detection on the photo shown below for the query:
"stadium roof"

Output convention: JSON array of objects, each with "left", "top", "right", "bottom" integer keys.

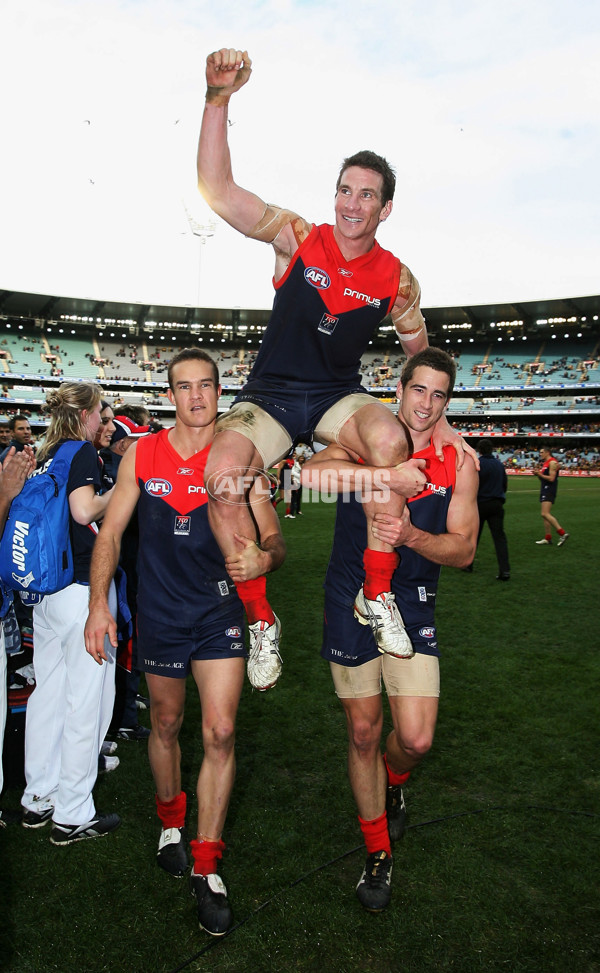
[{"left": 1, "top": 288, "right": 599, "bottom": 342}]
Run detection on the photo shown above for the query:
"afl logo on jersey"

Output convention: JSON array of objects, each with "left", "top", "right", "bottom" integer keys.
[
  {"left": 145, "top": 478, "right": 172, "bottom": 497},
  {"left": 304, "top": 267, "right": 331, "bottom": 290},
  {"left": 419, "top": 626, "right": 436, "bottom": 639}
]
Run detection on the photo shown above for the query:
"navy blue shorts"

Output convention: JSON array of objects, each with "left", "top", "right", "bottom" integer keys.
[
  {"left": 235, "top": 381, "right": 367, "bottom": 443},
  {"left": 136, "top": 603, "right": 246, "bottom": 678},
  {"left": 321, "top": 593, "right": 439, "bottom": 667}
]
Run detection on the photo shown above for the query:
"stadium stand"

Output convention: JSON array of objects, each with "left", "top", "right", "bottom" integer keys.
[{"left": 0, "top": 289, "right": 597, "bottom": 469}]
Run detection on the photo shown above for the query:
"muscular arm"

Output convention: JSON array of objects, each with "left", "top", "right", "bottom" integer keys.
[
  {"left": 84, "top": 446, "right": 140, "bottom": 663},
  {"left": 197, "top": 47, "right": 307, "bottom": 274},
  {"left": 301, "top": 443, "right": 428, "bottom": 500},
  {"left": 390, "top": 266, "right": 477, "bottom": 472},
  {"left": 391, "top": 265, "right": 478, "bottom": 469},
  {"left": 224, "top": 477, "right": 286, "bottom": 583},
  {"left": 371, "top": 454, "right": 479, "bottom": 568},
  {"left": 536, "top": 460, "right": 558, "bottom": 482},
  {"left": 391, "top": 264, "right": 429, "bottom": 357}
]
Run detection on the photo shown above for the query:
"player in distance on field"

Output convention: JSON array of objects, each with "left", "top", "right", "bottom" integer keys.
[{"left": 533, "top": 444, "right": 570, "bottom": 546}]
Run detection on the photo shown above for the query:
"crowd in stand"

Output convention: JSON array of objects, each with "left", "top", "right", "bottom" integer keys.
[
  {"left": 454, "top": 420, "right": 600, "bottom": 435},
  {"left": 468, "top": 353, "right": 594, "bottom": 383},
  {"left": 2, "top": 332, "right": 597, "bottom": 386},
  {"left": 1, "top": 334, "right": 598, "bottom": 470},
  {"left": 1, "top": 334, "right": 261, "bottom": 386},
  {"left": 475, "top": 445, "right": 600, "bottom": 472}
]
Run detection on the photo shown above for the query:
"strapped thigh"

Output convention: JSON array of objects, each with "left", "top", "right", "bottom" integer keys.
[
  {"left": 330, "top": 657, "right": 383, "bottom": 699},
  {"left": 382, "top": 652, "right": 440, "bottom": 698},
  {"left": 314, "top": 392, "right": 376, "bottom": 446},
  {"left": 215, "top": 402, "right": 292, "bottom": 468}
]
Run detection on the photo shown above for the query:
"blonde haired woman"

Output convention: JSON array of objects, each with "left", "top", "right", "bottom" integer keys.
[{"left": 21, "top": 382, "right": 121, "bottom": 843}]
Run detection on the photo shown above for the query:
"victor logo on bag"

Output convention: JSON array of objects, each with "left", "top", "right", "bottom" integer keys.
[{"left": 0, "top": 441, "right": 86, "bottom": 595}]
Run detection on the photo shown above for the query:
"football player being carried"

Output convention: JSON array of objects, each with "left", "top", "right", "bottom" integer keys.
[{"left": 197, "top": 47, "right": 476, "bottom": 687}]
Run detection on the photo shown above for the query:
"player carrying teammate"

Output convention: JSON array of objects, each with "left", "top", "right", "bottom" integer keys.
[
  {"left": 302, "top": 348, "right": 479, "bottom": 912},
  {"left": 84, "top": 349, "right": 285, "bottom": 936},
  {"left": 196, "top": 47, "right": 474, "bottom": 688}
]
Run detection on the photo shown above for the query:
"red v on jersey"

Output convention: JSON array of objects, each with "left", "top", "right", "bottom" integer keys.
[{"left": 136, "top": 431, "right": 210, "bottom": 515}]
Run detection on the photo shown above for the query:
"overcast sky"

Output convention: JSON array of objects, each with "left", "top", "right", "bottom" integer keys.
[{"left": 1, "top": 0, "right": 599, "bottom": 313}]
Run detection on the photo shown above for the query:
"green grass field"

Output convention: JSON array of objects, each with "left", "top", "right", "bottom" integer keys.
[{"left": 1, "top": 477, "right": 599, "bottom": 973}]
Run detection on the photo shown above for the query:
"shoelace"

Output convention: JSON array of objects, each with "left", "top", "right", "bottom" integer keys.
[
  {"left": 379, "top": 592, "right": 398, "bottom": 615},
  {"left": 252, "top": 623, "right": 267, "bottom": 653},
  {"left": 368, "top": 852, "right": 390, "bottom": 881},
  {"left": 252, "top": 621, "right": 281, "bottom": 658},
  {"left": 364, "top": 593, "right": 396, "bottom": 629}
]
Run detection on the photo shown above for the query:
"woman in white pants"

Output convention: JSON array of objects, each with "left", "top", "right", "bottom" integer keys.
[
  {"left": 0, "top": 446, "right": 35, "bottom": 824},
  {"left": 21, "top": 382, "right": 119, "bottom": 844}
]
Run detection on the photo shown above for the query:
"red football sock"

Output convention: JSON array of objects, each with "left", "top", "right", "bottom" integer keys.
[
  {"left": 358, "top": 811, "right": 392, "bottom": 856},
  {"left": 545, "top": 533, "right": 552, "bottom": 542},
  {"left": 363, "top": 549, "right": 400, "bottom": 601},
  {"left": 156, "top": 791, "right": 187, "bottom": 830},
  {"left": 384, "top": 754, "right": 411, "bottom": 788},
  {"left": 190, "top": 838, "right": 226, "bottom": 876},
  {"left": 557, "top": 528, "right": 565, "bottom": 537},
  {"left": 235, "top": 576, "right": 275, "bottom": 626}
]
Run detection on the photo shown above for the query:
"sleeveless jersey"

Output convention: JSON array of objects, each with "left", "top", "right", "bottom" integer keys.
[
  {"left": 245, "top": 223, "right": 401, "bottom": 391},
  {"left": 324, "top": 443, "right": 457, "bottom": 656},
  {"left": 135, "top": 429, "right": 238, "bottom": 626},
  {"left": 539, "top": 455, "right": 559, "bottom": 502}
]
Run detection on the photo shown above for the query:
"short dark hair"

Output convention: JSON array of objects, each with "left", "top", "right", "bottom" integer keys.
[
  {"left": 117, "top": 404, "right": 151, "bottom": 425},
  {"left": 8, "top": 414, "right": 30, "bottom": 431},
  {"left": 336, "top": 150, "right": 396, "bottom": 205},
  {"left": 400, "top": 348, "right": 456, "bottom": 399},
  {"left": 478, "top": 438, "right": 495, "bottom": 456},
  {"left": 167, "top": 348, "right": 219, "bottom": 391}
]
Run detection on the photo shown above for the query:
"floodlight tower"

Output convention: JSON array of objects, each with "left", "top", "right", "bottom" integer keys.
[{"left": 183, "top": 202, "right": 216, "bottom": 309}]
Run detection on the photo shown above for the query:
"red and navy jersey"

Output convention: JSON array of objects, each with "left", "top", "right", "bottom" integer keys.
[
  {"left": 246, "top": 223, "right": 401, "bottom": 390},
  {"left": 539, "top": 455, "right": 559, "bottom": 502},
  {"left": 135, "top": 429, "right": 238, "bottom": 626},
  {"left": 324, "top": 443, "right": 457, "bottom": 655}
]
